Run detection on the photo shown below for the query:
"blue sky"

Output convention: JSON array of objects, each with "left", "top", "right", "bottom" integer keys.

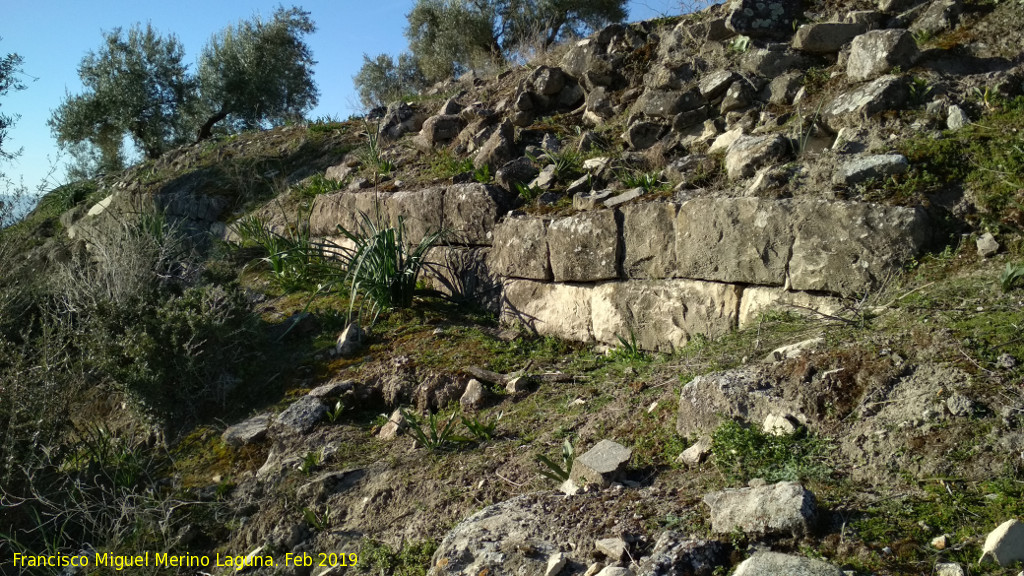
[{"left": 2, "top": 0, "right": 680, "bottom": 197}]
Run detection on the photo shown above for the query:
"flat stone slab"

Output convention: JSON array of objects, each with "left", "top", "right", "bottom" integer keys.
[
  {"left": 570, "top": 439, "right": 632, "bottom": 486},
  {"left": 734, "top": 552, "right": 843, "bottom": 576},
  {"left": 222, "top": 414, "right": 272, "bottom": 446},
  {"left": 275, "top": 396, "right": 327, "bottom": 434},
  {"left": 704, "top": 481, "right": 817, "bottom": 536}
]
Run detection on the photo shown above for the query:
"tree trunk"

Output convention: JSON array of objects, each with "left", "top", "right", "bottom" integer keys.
[{"left": 196, "top": 109, "right": 229, "bottom": 142}]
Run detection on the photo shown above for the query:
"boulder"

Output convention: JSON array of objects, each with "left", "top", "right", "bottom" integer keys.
[
  {"left": 622, "top": 202, "right": 679, "bottom": 279},
  {"left": 591, "top": 280, "right": 741, "bottom": 351},
  {"left": 275, "top": 396, "right": 327, "bottom": 434},
  {"left": 309, "top": 190, "right": 382, "bottom": 236},
  {"left": 768, "top": 71, "right": 805, "bottom": 105},
  {"left": 833, "top": 154, "right": 910, "bottom": 185},
  {"left": 490, "top": 217, "right": 551, "bottom": 280},
  {"left": 976, "top": 232, "right": 1000, "bottom": 257},
  {"left": 910, "top": 0, "right": 962, "bottom": 35},
  {"left": 474, "top": 120, "right": 516, "bottom": 170},
  {"left": 724, "top": 134, "right": 791, "bottom": 179},
  {"left": 980, "top": 519, "right": 1024, "bottom": 566},
  {"left": 733, "top": 552, "right": 843, "bottom": 576},
  {"left": 528, "top": 66, "right": 567, "bottom": 96},
  {"left": 634, "top": 88, "right": 705, "bottom": 119},
  {"left": 418, "top": 114, "right": 466, "bottom": 147},
  {"left": 603, "top": 187, "right": 645, "bottom": 208},
  {"left": 704, "top": 481, "right": 818, "bottom": 536},
  {"left": 502, "top": 280, "right": 594, "bottom": 341},
  {"left": 792, "top": 23, "right": 866, "bottom": 53},
  {"left": 675, "top": 198, "right": 791, "bottom": 286},
  {"left": 547, "top": 211, "right": 621, "bottom": 282},
  {"left": 379, "top": 102, "right": 428, "bottom": 140},
  {"left": 725, "top": 0, "right": 802, "bottom": 40},
  {"left": 635, "top": 533, "right": 724, "bottom": 576},
  {"left": 947, "top": 105, "right": 970, "bottom": 130},
  {"left": 677, "top": 366, "right": 805, "bottom": 438},
  {"left": 677, "top": 437, "right": 713, "bottom": 466},
  {"left": 721, "top": 79, "right": 756, "bottom": 113},
  {"left": 378, "top": 409, "right": 405, "bottom": 440},
  {"left": 699, "top": 70, "right": 740, "bottom": 100},
  {"left": 624, "top": 121, "right": 667, "bottom": 150},
  {"left": 570, "top": 439, "right": 632, "bottom": 487},
  {"left": 847, "top": 30, "right": 918, "bottom": 82},
  {"left": 823, "top": 75, "right": 910, "bottom": 131},
  {"left": 495, "top": 156, "right": 539, "bottom": 191},
  {"left": 595, "top": 538, "right": 628, "bottom": 561},
  {"left": 585, "top": 87, "right": 616, "bottom": 125},
  {"left": 561, "top": 39, "right": 602, "bottom": 78},
  {"left": 741, "top": 46, "right": 809, "bottom": 77}
]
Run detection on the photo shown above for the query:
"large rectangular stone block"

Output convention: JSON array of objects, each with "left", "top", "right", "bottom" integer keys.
[
  {"left": 591, "top": 280, "right": 740, "bottom": 352},
  {"left": 442, "top": 183, "right": 515, "bottom": 246},
  {"left": 547, "top": 211, "right": 621, "bottom": 282},
  {"left": 309, "top": 190, "right": 382, "bottom": 236},
  {"left": 489, "top": 216, "right": 552, "bottom": 281},
  {"left": 676, "top": 198, "right": 792, "bottom": 286},
  {"left": 622, "top": 202, "right": 678, "bottom": 279},
  {"left": 501, "top": 280, "right": 594, "bottom": 342},
  {"left": 738, "top": 286, "right": 842, "bottom": 328},
  {"left": 386, "top": 188, "right": 445, "bottom": 245}
]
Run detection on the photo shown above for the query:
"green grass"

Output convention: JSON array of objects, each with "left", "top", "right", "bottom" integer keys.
[
  {"left": 711, "top": 420, "right": 834, "bottom": 485},
  {"left": 355, "top": 539, "right": 436, "bottom": 576}
]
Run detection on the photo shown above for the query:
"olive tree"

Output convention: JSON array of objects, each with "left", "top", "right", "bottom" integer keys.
[
  {"left": 404, "top": 0, "right": 628, "bottom": 82},
  {"left": 1, "top": 43, "right": 25, "bottom": 162},
  {"left": 352, "top": 52, "right": 428, "bottom": 109},
  {"left": 49, "top": 24, "right": 194, "bottom": 163},
  {"left": 195, "top": 6, "right": 319, "bottom": 140}
]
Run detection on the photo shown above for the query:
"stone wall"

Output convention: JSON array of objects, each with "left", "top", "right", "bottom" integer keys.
[{"left": 309, "top": 185, "right": 929, "bottom": 351}]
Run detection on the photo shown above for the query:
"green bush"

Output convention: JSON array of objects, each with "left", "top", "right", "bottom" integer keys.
[{"left": 711, "top": 420, "right": 832, "bottom": 484}]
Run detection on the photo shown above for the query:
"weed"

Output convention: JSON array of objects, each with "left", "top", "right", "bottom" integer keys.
[
  {"left": 514, "top": 182, "right": 545, "bottom": 203},
  {"left": 234, "top": 210, "right": 325, "bottom": 292},
  {"left": 609, "top": 331, "right": 648, "bottom": 362},
  {"left": 535, "top": 438, "right": 575, "bottom": 483},
  {"left": 299, "top": 448, "right": 325, "bottom": 476},
  {"left": 429, "top": 150, "right": 473, "bottom": 180},
  {"left": 530, "top": 147, "right": 583, "bottom": 182},
  {"left": 1000, "top": 262, "right": 1024, "bottom": 292},
  {"left": 911, "top": 28, "right": 934, "bottom": 46},
  {"left": 619, "top": 170, "right": 666, "bottom": 192},
  {"left": 355, "top": 539, "right": 436, "bottom": 576},
  {"left": 907, "top": 76, "right": 934, "bottom": 107},
  {"left": 293, "top": 174, "right": 342, "bottom": 199},
  {"left": 473, "top": 164, "right": 493, "bottom": 184},
  {"left": 37, "top": 181, "right": 98, "bottom": 215},
  {"left": 728, "top": 35, "right": 751, "bottom": 54},
  {"left": 711, "top": 420, "right": 833, "bottom": 485},
  {"left": 302, "top": 505, "right": 331, "bottom": 530},
  {"left": 401, "top": 409, "right": 466, "bottom": 452},
  {"left": 461, "top": 412, "right": 500, "bottom": 442},
  {"left": 331, "top": 210, "right": 445, "bottom": 323},
  {"left": 326, "top": 400, "right": 346, "bottom": 423},
  {"left": 361, "top": 121, "right": 395, "bottom": 183}
]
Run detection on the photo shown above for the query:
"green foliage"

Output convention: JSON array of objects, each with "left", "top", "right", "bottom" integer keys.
[
  {"left": 299, "top": 448, "right": 325, "bottom": 476},
  {"left": 1, "top": 40, "right": 26, "bottom": 162},
  {"left": 353, "top": 52, "right": 428, "bottom": 109},
  {"left": 619, "top": 170, "right": 666, "bottom": 192},
  {"left": 461, "top": 412, "right": 500, "bottom": 442},
  {"left": 195, "top": 6, "right": 318, "bottom": 140},
  {"left": 473, "top": 164, "right": 493, "bottom": 184},
  {"left": 66, "top": 424, "right": 159, "bottom": 489},
  {"left": 400, "top": 409, "right": 465, "bottom": 451},
  {"left": 609, "top": 331, "right": 648, "bottom": 362},
  {"left": 711, "top": 420, "right": 832, "bottom": 484},
  {"left": 234, "top": 211, "right": 325, "bottom": 292},
  {"left": 728, "top": 35, "right": 751, "bottom": 54},
  {"left": 294, "top": 173, "right": 342, "bottom": 199},
  {"left": 37, "top": 180, "right": 98, "bottom": 215},
  {"left": 356, "top": 539, "right": 436, "bottom": 576},
  {"left": 1000, "top": 262, "right": 1024, "bottom": 292},
  {"left": 332, "top": 210, "right": 444, "bottom": 322},
  {"left": 302, "top": 505, "right": 331, "bottom": 530},
  {"left": 49, "top": 23, "right": 194, "bottom": 163},
  {"left": 535, "top": 438, "right": 575, "bottom": 483},
  {"left": 532, "top": 147, "right": 583, "bottom": 182},
  {"left": 326, "top": 400, "right": 347, "bottom": 423},
  {"left": 405, "top": 0, "right": 627, "bottom": 82},
  {"left": 515, "top": 181, "right": 545, "bottom": 202},
  {"left": 429, "top": 149, "right": 474, "bottom": 179},
  {"left": 907, "top": 75, "right": 934, "bottom": 107}
]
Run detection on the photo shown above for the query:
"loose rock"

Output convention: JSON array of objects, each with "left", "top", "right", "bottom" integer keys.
[
  {"left": 704, "top": 481, "right": 817, "bottom": 536},
  {"left": 571, "top": 439, "right": 632, "bottom": 487}
]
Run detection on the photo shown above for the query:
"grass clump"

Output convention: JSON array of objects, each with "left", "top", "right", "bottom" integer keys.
[
  {"left": 355, "top": 539, "right": 436, "bottom": 576},
  {"left": 711, "top": 420, "right": 833, "bottom": 485}
]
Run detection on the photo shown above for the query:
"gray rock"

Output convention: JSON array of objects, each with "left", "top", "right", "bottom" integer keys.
[
  {"left": 704, "top": 481, "right": 818, "bottom": 536},
  {"left": 418, "top": 114, "right": 466, "bottom": 146},
  {"left": 571, "top": 439, "right": 632, "bottom": 486},
  {"left": 947, "top": 104, "right": 970, "bottom": 130},
  {"left": 595, "top": 568, "right": 632, "bottom": 576},
  {"left": 792, "top": 23, "right": 866, "bottom": 53},
  {"left": 768, "top": 71, "right": 805, "bottom": 105},
  {"left": 833, "top": 154, "right": 910, "bottom": 186},
  {"left": 677, "top": 437, "right": 713, "bottom": 466},
  {"left": 546, "top": 552, "right": 568, "bottom": 576},
  {"left": 276, "top": 396, "right": 327, "bottom": 434},
  {"left": 443, "top": 183, "right": 517, "bottom": 245},
  {"left": 505, "top": 375, "right": 533, "bottom": 395},
  {"left": 566, "top": 175, "right": 592, "bottom": 195},
  {"left": 604, "top": 187, "right": 645, "bottom": 208},
  {"left": 308, "top": 380, "right": 354, "bottom": 398},
  {"left": 386, "top": 188, "right": 444, "bottom": 246},
  {"left": 910, "top": 0, "right": 962, "bottom": 35},
  {"left": 378, "top": 409, "right": 405, "bottom": 440},
  {"left": 222, "top": 414, "right": 271, "bottom": 446},
  {"left": 474, "top": 120, "right": 516, "bottom": 170},
  {"left": 724, "top": 134, "right": 791, "bottom": 180},
  {"left": 976, "top": 232, "right": 1000, "bottom": 257},
  {"left": 980, "top": 519, "right": 1024, "bottom": 566},
  {"left": 741, "top": 45, "right": 809, "bottom": 77},
  {"left": 677, "top": 366, "right": 803, "bottom": 438},
  {"left": 496, "top": 156, "right": 540, "bottom": 191},
  {"left": 379, "top": 102, "right": 428, "bottom": 140},
  {"left": 585, "top": 87, "right": 615, "bottom": 125},
  {"left": 768, "top": 337, "right": 824, "bottom": 361},
  {"left": 635, "top": 532, "right": 724, "bottom": 576},
  {"left": 671, "top": 107, "right": 709, "bottom": 133},
  {"left": 733, "top": 552, "right": 843, "bottom": 576},
  {"left": 847, "top": 30, "right": 918, "bottom": 82},
  {"left": 490, "top": 216, "right": 551, "bottom": 280},
  {"left": 529, "top": 66, "right": 567, "bottom": 96},
  {"left": 699, "top": 70, "right": 739, "bottom": 100},
  {"left": 547, "top": 211, "right": 620, "bottom": 282},
  {"left": 531, "top": 165, "right": 558, "bottom": 189},
  {"left": 624, "top": 121, "right": 666, "bottom": 150},
  {"left": 438, "top": 96, "right": 463, "bottom": 115},
  {"left": 324, "top": 162, "right": 353, "bottom": 183},
  {"left": 721, "top": 80, "right": 756, "bottom": 113},
  {"left": 634, "top": 88, "right": 705, "bottom": 119},
  {"left": 336, "top": 323, "right": 365, "bottom": 358},
  {"left": 561, "top": 39, "right": 601, "bottom": 78},
  {"left": 935, "top": 562, "right": 965, "bottom": 576},
  {"left": 824, "top": 75, "right": 910, "bottom": 131},
  {"left": 595, "top": 538, "right": 628, "bottom": 561},
  {"left": 725, "top": 0, "right": 802, "bottom": 40},
  {"left": 460, "top": 379, "right": 486, "bottom": 411},
  {"left": 946, "top": 392, "right": 974, "bottom": 417},
  {"left": 574, "top": 189, "right": 618, "bottom": 210}
]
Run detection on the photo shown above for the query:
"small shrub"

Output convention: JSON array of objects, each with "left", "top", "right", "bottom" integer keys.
[
  {"left": 619, "top": 170, "right": 666, "bottom": 193},
  {"left": 293, "top": 174, "right": 342, "bottom": 199},
  {"left": 1000, "top": 262, "right": 1024, "bottom": 292},
  {"left": 711, "top": 420, "right": 832, "bottom": 484},
  {"left": 400, "top": 409, "right": 465, "bottom": 451},
  {"left": 530, "top": 147, "right": 583, "bottom": 182},
  {"left": 461, "top": 413, "right": 499, "bottom": 442},
  {"left": 429, "top": 150, "right": 473, "bottom": 180}
]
